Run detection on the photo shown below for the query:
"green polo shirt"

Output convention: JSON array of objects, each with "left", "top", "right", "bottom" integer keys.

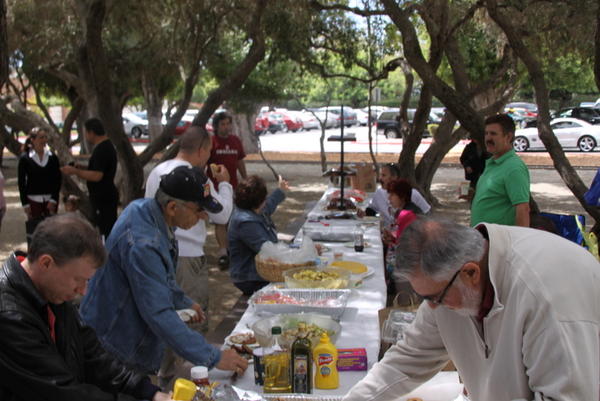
[{"left": 470, "top": 149, "right": 530, "bottom": 226}]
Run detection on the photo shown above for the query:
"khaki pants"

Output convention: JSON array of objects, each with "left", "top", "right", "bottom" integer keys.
[{"left": 158, "top": 255, "right": 209, "bottom": 390}]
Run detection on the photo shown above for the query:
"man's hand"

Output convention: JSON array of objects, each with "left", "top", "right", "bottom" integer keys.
[
  {"left": 152, "top": 391, "right": 173, "bottom": 401},
  {"left": 213, "top": 164, "right": 230, "bottom": 183},
  {"left": 278, "top": 175, "right": 290, "bottom": 191},
  {"left": 189, "top": 303, "right": 206, "bottom": 324},
  {"left": 216, "top": 348, "right": 249, "bottom": 375},
  {"left": 60, "top": 165, "right": 77, "bottom": 176}
]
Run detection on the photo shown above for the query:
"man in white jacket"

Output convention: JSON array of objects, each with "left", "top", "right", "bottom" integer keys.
[
  {"left": 344, "top": 215, "right": 600, "bottom": 401},
  {"left": 145, "top": 126, "right": 233, "bottom": 387}
]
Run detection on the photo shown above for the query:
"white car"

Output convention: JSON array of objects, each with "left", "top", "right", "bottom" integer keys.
[
  {"left": 513, "top": 117, "right": 600, "bottom": 152},
  {"left": 122, "top": 112, "right": 148, "bottom": 138},
  {"left": 355, "top": 109, "right": 371, "bottom": 126}
]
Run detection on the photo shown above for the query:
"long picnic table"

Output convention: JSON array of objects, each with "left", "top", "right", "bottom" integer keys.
[{"left": 210, "top": 187, "right": 462, "bottom": 399}]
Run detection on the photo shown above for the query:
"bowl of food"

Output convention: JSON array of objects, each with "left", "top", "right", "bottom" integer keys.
[
  {"left": 283, "top": 266, "right": 351, "bottom": 289},
  {"left": 251, "top": 312, "right": 342, "bottom": 348}
]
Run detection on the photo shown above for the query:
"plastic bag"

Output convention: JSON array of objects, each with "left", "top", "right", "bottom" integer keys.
[{"left": 258, "top": 237, "right": 318, "bottom": 264}]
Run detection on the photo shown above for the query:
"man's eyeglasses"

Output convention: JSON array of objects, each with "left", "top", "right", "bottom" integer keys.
[{"left": 421, "top": 268, "right": 462, "bottom": 305}]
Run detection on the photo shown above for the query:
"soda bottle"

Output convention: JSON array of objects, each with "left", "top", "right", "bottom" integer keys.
[
  {"left": 190, "top": 366, "right": 210, "bottom": 400},
  {"left": 313, "top": 332, "right": 339, "bottom": 389},
  {"left": 263, "top": 326, "right": 292, "bottom": 393},
  {"left": 291, "top": 323, "right": 312, "bottom": 393}
]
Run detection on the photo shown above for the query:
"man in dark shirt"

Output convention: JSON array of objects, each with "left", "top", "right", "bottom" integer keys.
[
  {"left": 0, "top": 214, "right": 171, "bottom": 401},
  {"left": 61, "top": 118, "right": 118, "bottom": 238}
]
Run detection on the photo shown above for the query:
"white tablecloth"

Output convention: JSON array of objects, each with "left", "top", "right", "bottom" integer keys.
[{"left": 213, "top": 187, "right": 462, "bottom": 399}]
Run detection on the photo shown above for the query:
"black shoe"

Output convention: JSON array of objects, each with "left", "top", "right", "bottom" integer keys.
[{"left": 218, "top": 254, "right": 229, "bottom": 270}]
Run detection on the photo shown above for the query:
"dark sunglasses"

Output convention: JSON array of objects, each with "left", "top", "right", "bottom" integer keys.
[{"left": 421, "top": 268, "right": 462, "bottom": 305}]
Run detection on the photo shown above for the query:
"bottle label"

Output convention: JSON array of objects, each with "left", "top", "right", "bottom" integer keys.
[
  {"left": 320, "top": 366, "right": 331, "bottom": 376},
  {"left": 318, "top": 353, "right": 333, "bottom": 366},
  {"left": 293, "top": 355, "right": 309, "bottom": 392}
]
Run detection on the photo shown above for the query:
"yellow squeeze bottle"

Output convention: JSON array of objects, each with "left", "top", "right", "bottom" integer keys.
[
  {"left": 172, "top": 378, "right": 197, "bottom": 401},
  {"left": 313, "top": 332, "right": 339, "bottom": 389}
]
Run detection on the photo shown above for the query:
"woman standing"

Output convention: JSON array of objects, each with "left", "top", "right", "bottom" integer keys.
[
  {"left": 18, "top": 127, "right": 61, "bottom": 241},
  {"left": 228, "top": 175, "right": 289, "bottom": 296}
]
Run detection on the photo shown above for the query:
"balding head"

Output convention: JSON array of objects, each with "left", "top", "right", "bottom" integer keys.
[{"left": 394, "top": 216, "right": 486, "bottom": 281}]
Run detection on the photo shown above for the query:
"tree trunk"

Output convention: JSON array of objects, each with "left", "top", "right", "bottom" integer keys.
[
  {"left": 232, "top": 111, "right": 259, "bottom": 154},
  {"left": 485, "top": 0, "right": 600, "bottom": 225},
  {"left": 75, "top": 0, "right": 144, "bottom": 204},
  {"left": 141, "top": 72, "right": 165, "bottom": 142},
  {"left": 415, "top": 115, "right": 461, "bottom": 201},
  {"left": 0, "top": 0, "right": 8, "bottom": 88}
]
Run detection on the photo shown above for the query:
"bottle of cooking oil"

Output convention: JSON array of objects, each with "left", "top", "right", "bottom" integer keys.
[
  {"left": 263, "top": 326, "right": 291, "bottom": 393},
  {"left": 313, "top": 332, "right": 339, "bottom": 389},
  {"left": 291, "top": 323, "right": 312, "bottom": 393}
]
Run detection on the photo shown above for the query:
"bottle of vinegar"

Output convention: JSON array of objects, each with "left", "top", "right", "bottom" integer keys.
[{"left": 291, "top": 323, "right": 312, "bottom": 393}]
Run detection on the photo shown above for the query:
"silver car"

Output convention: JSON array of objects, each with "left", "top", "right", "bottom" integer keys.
[{"left": 513, "top": 117, "right": 600, "bottom": 152}]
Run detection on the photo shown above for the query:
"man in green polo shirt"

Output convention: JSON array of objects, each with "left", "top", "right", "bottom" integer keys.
[{"left": 470, "top": 114, "right": 530, "bottom": 227}]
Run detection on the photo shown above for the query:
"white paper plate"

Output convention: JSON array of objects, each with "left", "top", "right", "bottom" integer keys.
[{"left": 176, "top": 308, "right": 197, "bottom": 323}]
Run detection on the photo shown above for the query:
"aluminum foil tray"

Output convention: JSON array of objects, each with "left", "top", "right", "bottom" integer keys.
[{"left": 249, "top": 288, "right": 351, "bottom": 320}]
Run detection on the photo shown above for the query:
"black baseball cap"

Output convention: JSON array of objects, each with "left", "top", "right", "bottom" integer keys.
[{"left": 159, "top": 165, "right": 223, "bottom": 213}]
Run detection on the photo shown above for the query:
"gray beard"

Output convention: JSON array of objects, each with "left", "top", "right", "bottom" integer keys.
[{"left": 452, "top": 280, "right": 482, "bottom": 317}]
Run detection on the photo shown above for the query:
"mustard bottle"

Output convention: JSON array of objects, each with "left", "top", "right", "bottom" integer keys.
[
  {"left": 312, "top": 332, "right": 339, "bottom": 389},
  {"left": 172, "top": 378, "right": 197, "bottom": 401}
]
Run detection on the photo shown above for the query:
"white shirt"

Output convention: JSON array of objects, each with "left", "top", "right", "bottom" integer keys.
[
  {"left": 145, "top": 159, "right": 233, "bottom": 257},
  {"left": 367, "top": 186, "right": 431, "bottom": 227}
]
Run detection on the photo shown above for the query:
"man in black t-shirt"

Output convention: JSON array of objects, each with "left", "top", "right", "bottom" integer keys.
[{"left": 61, "top": 118, "right": 118, "bottom": 239}]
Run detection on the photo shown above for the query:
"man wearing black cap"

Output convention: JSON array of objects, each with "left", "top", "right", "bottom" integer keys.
[{"left": 79, "top": 165, "right": 248, "bottom": 385}]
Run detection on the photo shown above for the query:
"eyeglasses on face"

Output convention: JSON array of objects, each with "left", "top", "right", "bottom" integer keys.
[{"left": 421, "top": 268, "right": 462, "bottom": 306}]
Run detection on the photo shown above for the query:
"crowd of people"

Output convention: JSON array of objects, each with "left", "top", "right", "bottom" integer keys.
[{"left": 0, "top": 112, "right": 599, "bottom": 400}]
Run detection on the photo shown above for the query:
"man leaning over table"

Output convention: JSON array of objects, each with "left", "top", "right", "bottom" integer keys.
[
  {"left": 80, "top": 166, "right": 247, "bottom": 388},
  {"left": 0, "top": 214, "right": 172, "bottom": 401},
  {"left": 145, "top": 126, "right": 233, "bottom": 387},
  {"left": 343, "top": 215, "right": 600, "bottom": 401}
]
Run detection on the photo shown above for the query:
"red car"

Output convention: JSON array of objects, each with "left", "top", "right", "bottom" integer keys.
[{"left": 277, "top": 111, "right": 303, "bottom": 132}]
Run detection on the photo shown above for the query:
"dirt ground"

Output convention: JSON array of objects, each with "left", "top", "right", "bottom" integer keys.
[{"left": 0, "top": 156, "right": 597, "bottom": 334}]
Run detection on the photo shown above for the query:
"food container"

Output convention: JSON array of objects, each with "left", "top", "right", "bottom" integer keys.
[
  {"left": 283, "top": 266, "right": 351, "bottom": 289},
  {"left": 255, "top": 256, "right": 316, "bottom": 282},
  {"left": 251, "top": 312, "right": 342, "bottom": 349},
  {"left": 302, "top": 223, "right": 354, "bottom": 242},
  {"left": 249, "top": 288, "right": 351, "bottom": 320}
]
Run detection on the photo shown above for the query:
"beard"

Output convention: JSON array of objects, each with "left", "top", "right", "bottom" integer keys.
[{"left": 452, "top": 279, "right": 482, "bottom": 317}]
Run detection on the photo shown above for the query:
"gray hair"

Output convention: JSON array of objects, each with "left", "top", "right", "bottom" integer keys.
[
  {"left": 28, "top": 213, "right": 106, "bottom": 267},
  {"left": 394, "top": 215, "right": 486, "bottom": 281},
  {"left": 179, "top": 125, "right": 211, "bottom": 153},
  {"left": 155, "top": 187, "right": 184, "bottom": 208}
]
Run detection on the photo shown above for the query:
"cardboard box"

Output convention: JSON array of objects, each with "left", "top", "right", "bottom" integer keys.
[
  {"left": 350, "top": 163, "right": 376, "bottom": 192},
  {"left": 337, "top": 348, "right": 368, "bottom": 371}
]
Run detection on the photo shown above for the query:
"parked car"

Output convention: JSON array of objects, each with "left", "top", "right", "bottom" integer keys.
[
  {"left": 355, "top": 109, "right": 371, "bottom": 126},
  {"left": 313, "top": 110, "right": 337, "bottom": 129},
  {"left": 318, "top": 106, "right": 358, "bottom": 127},
  {"left": 278, "top": 111, "right": 303, "bottom": 132},
  {"left": 513, "top": 117, "right": 600, "bottom": 152},
  {"left": 553, "top": 107, "right": 600, "bottom": 125},
  {"left": 297, "top": 110, "right": 320, "bottom": 130},
  {"left": 256, "top": 112, "right": 286, "bottom": 134},
  {"left": 122, "top": 112, "right": 148, "bottom": 138},
  {"left": 375, "top": 108, "right": 437, "bottom": 138}
]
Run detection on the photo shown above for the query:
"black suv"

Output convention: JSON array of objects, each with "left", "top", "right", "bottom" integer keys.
[
  {"left": 376, "top": 109, "right": 439, "bottom": 138},
  {"left": 554, "top": 107, "right": 600, "bottom": 124}
]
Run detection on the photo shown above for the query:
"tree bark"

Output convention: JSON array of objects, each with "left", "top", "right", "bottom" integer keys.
[
  {"left": 485, "top": 0, "right": 600, "bottom": 225},
  {"left": 75, "top": 0, "right": 144, "bottom": 203},
  {"left": 0, "top": 0, "right": 8, "bottom": 88},
  {"left": 141, "top": 72, "right": 165, "bottom": 142}
]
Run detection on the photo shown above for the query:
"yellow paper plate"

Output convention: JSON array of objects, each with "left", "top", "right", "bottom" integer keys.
[{"left": 330, "top": 260, "right": 368, "bottom": 274}]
